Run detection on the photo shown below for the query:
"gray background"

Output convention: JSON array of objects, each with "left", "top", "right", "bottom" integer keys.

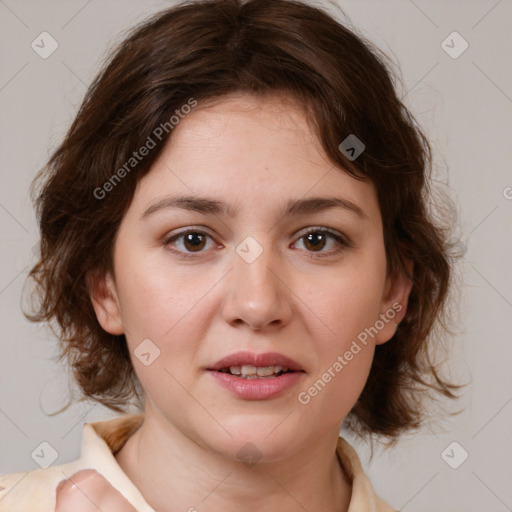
[{"left": 1, "top": 0, "right": 511, "bottom": 510}]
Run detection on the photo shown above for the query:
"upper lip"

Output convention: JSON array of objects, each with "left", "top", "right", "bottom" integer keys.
[{"left": 207, "top": 351, "right": 305, "bottom": 372}]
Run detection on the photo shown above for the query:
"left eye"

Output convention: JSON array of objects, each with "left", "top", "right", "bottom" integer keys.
[{"left": 292, "top": 228, "right": 349, "bottom": 256}]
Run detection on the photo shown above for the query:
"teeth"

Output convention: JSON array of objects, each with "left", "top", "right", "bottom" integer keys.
[
  {"left": 257, "top": 365, "right": 282, "bottom": 377},
  {"left": 241, "top": 365, "right": 257, "bottom": 376},
  {"left": 225, "top": 365, "right": 287, "bottom": 378}
]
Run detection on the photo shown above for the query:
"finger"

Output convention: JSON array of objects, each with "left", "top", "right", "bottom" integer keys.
[
  {"left": 56, "top": 469, "right": 137, "bottom": 512},
  {"left": 56, "top": 469, "right": 98, "bottom": 512}
]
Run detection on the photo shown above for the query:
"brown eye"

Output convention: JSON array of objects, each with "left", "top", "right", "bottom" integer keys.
[
  {"left": 302, "top": 232, "right": 328, "bottom": 252},
  {"left": 182, "top": 232, "right": 207, "bottom": 252},
  {"left": 293, "top": 228, "right": 351, "bottom": 257},
  {"left": 164, "top": 229, "right": 217, "bottom": 257}
]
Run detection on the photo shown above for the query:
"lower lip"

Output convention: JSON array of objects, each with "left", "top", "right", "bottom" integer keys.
[{"left": 208, "top": 371, "right": 305, "bottom": 400}]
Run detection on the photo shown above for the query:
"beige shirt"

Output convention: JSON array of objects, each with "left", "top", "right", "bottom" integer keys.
[{"left": 0, "top": 414, "right": 396, "bottom": 511}]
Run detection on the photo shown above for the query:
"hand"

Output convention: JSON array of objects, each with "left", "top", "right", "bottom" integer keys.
[{"left": 56, "top": 469, "right": 137, "bottom": 511}]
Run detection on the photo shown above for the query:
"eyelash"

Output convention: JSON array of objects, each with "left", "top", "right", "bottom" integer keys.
[{"left": 162, "top": 227, "right": 353, "bottom": 260}]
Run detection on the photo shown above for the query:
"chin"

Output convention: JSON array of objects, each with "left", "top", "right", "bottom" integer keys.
[{"left": 200, "top": 414, "right": 306, "bottom": 464}]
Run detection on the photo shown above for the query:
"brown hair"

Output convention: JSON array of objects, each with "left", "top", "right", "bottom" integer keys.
[{"left": 24, "top": 0, "right": 464, "bottom": 445}]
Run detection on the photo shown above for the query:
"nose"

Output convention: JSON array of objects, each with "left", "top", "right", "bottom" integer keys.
[{"left": 221, "top": 239, "right": 293, "bottom": 331}]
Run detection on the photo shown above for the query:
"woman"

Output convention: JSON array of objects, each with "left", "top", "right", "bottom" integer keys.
[{"left": 0, "top": 0, "right": 462, "bottom": 510}]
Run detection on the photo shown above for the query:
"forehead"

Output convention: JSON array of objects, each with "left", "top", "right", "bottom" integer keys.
[
  {"left": 128, "top": 93, "right": 380, "bottom": 224},
  {"left": 169, "top": 93, "right": 323, "bottom": 162}
]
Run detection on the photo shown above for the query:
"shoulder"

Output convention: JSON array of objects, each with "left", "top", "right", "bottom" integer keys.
[
  {"left": 0, "top": 459, "right": 84, "bottom": 512},
  {"left": 0, "top": 414, "right": 146, "bottom": 512}
]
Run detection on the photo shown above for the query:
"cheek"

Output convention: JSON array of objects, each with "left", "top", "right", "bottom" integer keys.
[
  {"left": 297, "top": 346, "right": 374, "bottom": 437},
  {"left": 297, "top": 277, "right": 382, "bottom": 429},
  {"left": 312, "top": 254, "right": 387, "bottom": 349},
  {"left": 114, "top": 247, "right": 216, "bottom": 340},
  {"left": 296, "top": 251, "right": 386, "bottom": 420},
  {"left": 113, "top": 248, "right": 224, "bottom": 394}
]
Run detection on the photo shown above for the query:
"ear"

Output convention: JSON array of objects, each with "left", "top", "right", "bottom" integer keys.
[
  {"left": 374, "top": 258, "right": 413, "bottom": 345},
  {"left": 87, "top": 269, "right": 125, "bottom": 335}
]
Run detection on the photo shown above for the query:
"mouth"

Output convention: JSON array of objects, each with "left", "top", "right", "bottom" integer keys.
[
  {"left": 206, "top": 352, "right": 306, "bottom": 400},
  {"left": 207, "top": 351, "right": 305, "bottom": 376}
]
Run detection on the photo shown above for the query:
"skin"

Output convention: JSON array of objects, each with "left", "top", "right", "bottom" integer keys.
[
  {"left": 78, "top": 92, "right": 412, "bottom": 512},
  {"left": 55, "top": 469, "right": 136, "bottom": 511}
]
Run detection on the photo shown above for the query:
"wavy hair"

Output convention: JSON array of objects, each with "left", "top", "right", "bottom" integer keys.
[{"left": 24, "top": 0, "right": 465, "bottom": 446}]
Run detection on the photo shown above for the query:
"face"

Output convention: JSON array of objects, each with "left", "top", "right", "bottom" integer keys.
[{"left": 91, "top": 93, "right": 411, "bottom": 462}]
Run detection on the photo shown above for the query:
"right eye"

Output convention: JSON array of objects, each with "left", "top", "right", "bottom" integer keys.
[{"left": 163, "top": 229, "right": 220, "bottom": 258}]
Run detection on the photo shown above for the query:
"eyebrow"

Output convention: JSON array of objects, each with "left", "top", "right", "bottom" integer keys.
[{"left": 141, "top": 194, "right": 368, "bottom": 220}]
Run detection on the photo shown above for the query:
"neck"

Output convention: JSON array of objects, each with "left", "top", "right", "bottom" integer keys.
[{"left": 115, "top": 405, "right": 352, "bottom": 512}]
